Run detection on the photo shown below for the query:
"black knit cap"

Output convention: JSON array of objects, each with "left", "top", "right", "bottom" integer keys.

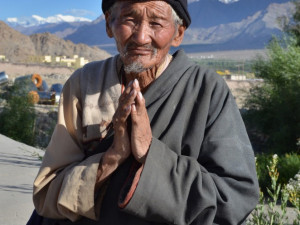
[{"left": 102, "top": 0, "right": 191, "bottom": 28}]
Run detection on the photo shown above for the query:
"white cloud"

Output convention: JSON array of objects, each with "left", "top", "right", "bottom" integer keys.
[
  {"left": 6, "top": 14, "right": 91, "bottom": 27},
  {"left": 41, "top": 14, "right": 91, "bottom": 23},
  {"left": 7, "top": 17, "right": 18, "bottom": 23}
]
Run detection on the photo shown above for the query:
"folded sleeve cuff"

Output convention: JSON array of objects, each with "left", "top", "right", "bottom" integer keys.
[
  {"left": 57, "top": 152, "right": 103, "bottom": 221},
  {"left": 118, "top": 161, "right": 144, "bottom": 208}
]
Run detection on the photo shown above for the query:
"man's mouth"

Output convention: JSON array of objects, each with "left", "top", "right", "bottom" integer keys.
[
  {"left": 127, "top": 48, "right": 152, "bottom": 55},
  {"left": 123, "top": 43, "right": 157, "bottom": 57}
]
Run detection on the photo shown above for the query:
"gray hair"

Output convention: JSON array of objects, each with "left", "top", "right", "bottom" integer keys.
[
  {"left": 107, "top": 1, "right": 183, "bottom": 26},
  {"left": 171, "top": 7, "right": 183, "bottom": 26}
]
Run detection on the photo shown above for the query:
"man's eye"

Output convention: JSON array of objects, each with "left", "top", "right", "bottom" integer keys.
[
  {"left": 150, "top": 21, "right": 162, "bottom": 27},
  {"left": 124, "top": 18, "right": 135, "bottom": 23}
]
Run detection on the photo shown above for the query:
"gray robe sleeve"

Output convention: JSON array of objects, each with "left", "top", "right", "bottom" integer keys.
[{"left": 119, "top": 76, "right": 259, "bottom": 225}]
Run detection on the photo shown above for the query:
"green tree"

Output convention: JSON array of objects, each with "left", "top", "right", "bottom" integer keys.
[
  {"left": 243, "top": 38, "right": 300, "bottom": 154},
  {"left": 280, "top": 0, "right": 300, "bottom": 46},
  {"left": 0, "top": 83, "right": 36, "bottom": 146}
]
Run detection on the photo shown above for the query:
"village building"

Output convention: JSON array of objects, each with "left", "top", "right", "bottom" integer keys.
[
  {"left": 43, "top": 55, "right": 89, "bottom": 67},
  {"left": 44, "top": 55, "right": 52, "bottom": 63},
  {"left": 0, "top": 55, "right": 6, "bottom": 61}
]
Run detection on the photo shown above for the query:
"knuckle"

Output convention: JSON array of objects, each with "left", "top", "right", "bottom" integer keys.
[{"left": 131, "top": 119, "right": 138, "bottom": 126}]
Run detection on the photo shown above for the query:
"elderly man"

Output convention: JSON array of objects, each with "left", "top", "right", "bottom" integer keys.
[{"left": 32, "top": 0, "right": 259, "bottom": 224}]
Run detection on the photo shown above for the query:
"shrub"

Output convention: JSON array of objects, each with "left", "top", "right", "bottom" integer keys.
[
  {"left": 34, "top": 110, "right": 57, "bottom": 148},
  {"left": 243, "top": 37, "right": 300, "bottom": 154},
  {"left": 248, "top": 154, "right": 300, "bottom": 225},
  {"left": 0, "top": 83, "right": 36, "bottom": 146},
  {"left": 256, "top": 153, "right": 272, "bottom": 193},
  {"left": 256, "top": 153, "right": 300, "bottom": 194},
  {"left": 278, "top": 153, "right": 300, "bottom": 185},
  {"left": 286, "top": 171, "right": 300, "bottom": 212}
]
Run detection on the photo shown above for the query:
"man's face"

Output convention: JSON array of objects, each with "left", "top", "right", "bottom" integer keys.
[{"left": 106, "top": 0, "right": 184, "bottom": 73}]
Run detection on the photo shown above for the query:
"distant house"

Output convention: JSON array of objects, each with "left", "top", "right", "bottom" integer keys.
[
  {"left": 55, "top": 56, "right": 61, "bottom": 63},
  {"left": 0, "top": 55, "right": 6, "bottom": 61},
  {"left": 76, "top": 57, "right": 89, "bottom": 67},
  {"left": 44, "top": 55, "right": 52, "bottom": 63},
  {"left": 230, "top": 75, "right": 247, "bottom": 81},
  {"left": 60, "top": 56, "right": 75, "bottom": 67},
  {"left": 44, "top": 55, "right": 89, "bottom": 67},
  {"left": 216, "top": 70, "right": 247, "bottom": 80}
]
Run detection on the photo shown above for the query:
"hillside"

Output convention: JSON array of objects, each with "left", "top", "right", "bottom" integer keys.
[
  {"left": 188, "top": 0, "right": 289, "bottom": 28},
  {"left": 0, "top": 21, "right": 110, "bottom": 63},
  {"left": 0, "top": 21, "right": 36, "bottom": 63},
  {"left": 182, "top": 1, "right": 294, "bottom": 49},
  {"left": 30, "top": 32, "right": 110, "bottom": 60},
  {"left": 64, "top": 15, "right": 109, "bottom": 46}
]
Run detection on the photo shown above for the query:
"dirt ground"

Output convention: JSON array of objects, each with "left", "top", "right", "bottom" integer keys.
[
  {"left": 226, "top": 79, "right": 263, "bottom": 108},
  {"left": 0, "top": 62, "right": 74, "bottom": 86},
  {"left": 1, "top": 62, "right": 258, "bottom": 108}
]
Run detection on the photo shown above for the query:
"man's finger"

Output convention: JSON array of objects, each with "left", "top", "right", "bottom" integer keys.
[
  {"left": 119, "top": 81, "right": 132, "bottom": 102},
  {"left": 135, "top": 91, "right": 145, "bottom": 110},
  {"left": 125, "top": 80, "right": 134, "bottom": 93},
  {"left": 119, "top": 88, "right": 137, "bottom": 116},
  {"left": 132, "top": 79, "right": 141, "bottom": 93}
]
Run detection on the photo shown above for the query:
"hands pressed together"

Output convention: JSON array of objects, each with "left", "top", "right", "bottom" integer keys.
[
  {"left": 110, "top": 79, "right": 152, "bottom": 164},
  {"left": 96, "top": 79, "right": 151, "bottom": 188}
]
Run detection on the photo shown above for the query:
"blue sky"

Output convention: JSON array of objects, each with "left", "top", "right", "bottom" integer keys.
[{"left": 0, "top": 0, "right": 103, "bottom": 21}]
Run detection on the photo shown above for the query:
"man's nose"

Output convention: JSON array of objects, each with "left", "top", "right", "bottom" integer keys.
[{"left": 131, "top": 22, "right": 152, "bottom": 45}]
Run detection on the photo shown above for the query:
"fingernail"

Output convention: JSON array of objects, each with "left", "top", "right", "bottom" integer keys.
[
  {"left": 138, "top": 91, "right": 143, "bottom": 100},
  {"left": 134, "top": 79, "right": 139, "bottom": 87}
]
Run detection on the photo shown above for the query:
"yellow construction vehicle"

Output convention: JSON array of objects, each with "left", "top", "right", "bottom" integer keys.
[{"left": 216, "top": 70, "right": 231, "bottom": 76}]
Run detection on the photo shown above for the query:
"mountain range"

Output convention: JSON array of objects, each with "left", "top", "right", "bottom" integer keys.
[
  {"left": 0, "top": 21, "right": 110, "bottom": 63},
  {"left": 182, "top": 0, "right": 294, "bottom": 51},
  {"left": 4, "top": 0, "right": 295, "bottom": 53}
]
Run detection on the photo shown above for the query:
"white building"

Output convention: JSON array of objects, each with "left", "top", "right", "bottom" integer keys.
[
  {"left": 0, "top": 55, "right": 6, "bottom": 61},
  {"left": 44, "top": 55, "right": 52, "bottom": 63},
  {"left": 43, "top": 55, "right": 89, "bottom": 67}
]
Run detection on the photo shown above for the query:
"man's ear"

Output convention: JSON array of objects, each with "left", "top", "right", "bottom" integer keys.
[
  {"left": 171, "top": 25, "right": 185, "bottom": 47},
  {"left": 105, "top": 12, "right": 113, "bottom": 38}
]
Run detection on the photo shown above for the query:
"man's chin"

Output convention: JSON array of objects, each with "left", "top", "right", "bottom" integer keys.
[{"left": 123, "top": 61, "right": 146, "bottom": 74}]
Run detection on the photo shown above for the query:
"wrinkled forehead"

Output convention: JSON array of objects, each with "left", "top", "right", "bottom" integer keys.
[
  {"left": 102, "top": 0, "right": 191, "bottom": 27},
  {"left": 104, "top": 0, "right": 164, "bottom": 11},
  {"left": 112, "top": 1, "right": 173, "bottom": 17}
]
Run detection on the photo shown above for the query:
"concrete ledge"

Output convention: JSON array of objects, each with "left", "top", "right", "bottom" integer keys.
[{"left": 0, "top": 134, "right": 44, "bottom": 225}]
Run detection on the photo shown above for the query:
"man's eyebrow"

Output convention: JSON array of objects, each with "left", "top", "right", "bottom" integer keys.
[
  {"left": 149, "top": 12, "right": 166, "bottom": 20},
  {"left": 120, "top": 6, "right": 167, "bottom": 20}
]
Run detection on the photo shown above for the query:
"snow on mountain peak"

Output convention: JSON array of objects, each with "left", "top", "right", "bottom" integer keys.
[
  {"left": 32, "top": 15, "right": 44, "bottom": 21},
  {"left": 218, "top": 0, "right": 239, "bottom": 3},
  {"left": 6, "top": 14, "right": 91, "bottom": 27},
  {"left": 7, "top": 17, "right": 18, "bottom": 23},
  {"left": 188, "top": 0, "right": 239, "bottom": 4}
]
